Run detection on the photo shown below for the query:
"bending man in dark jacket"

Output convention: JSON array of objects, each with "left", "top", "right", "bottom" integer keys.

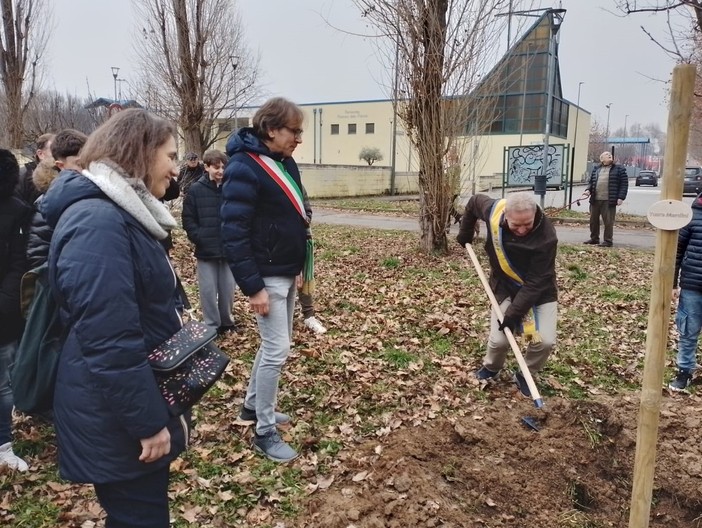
[
  {"left": 182, "top": 149, "right": 236, "bottom": 334},
  {"left": 457, "top": 192, "right": 558, "bottom": 398},
  {"left": 583, "top": 151, "right": 628, "bottom": 247}
]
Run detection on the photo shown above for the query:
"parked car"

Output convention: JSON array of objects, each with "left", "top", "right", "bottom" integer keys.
[
  {"left": 635, "top": 170, "right": 658, "bottom": 187},
  {"left": 684, "top": 167, "right": 702, "bottom": 196}
]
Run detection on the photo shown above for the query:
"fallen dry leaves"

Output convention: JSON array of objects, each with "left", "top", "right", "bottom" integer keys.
[{"left": 1, "top": 223, "right": 671, "bottom": 527}]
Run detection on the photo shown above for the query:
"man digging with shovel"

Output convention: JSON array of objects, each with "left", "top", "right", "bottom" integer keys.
[{"left": 457, "top": 192, "right": 558, "bottom": 399}]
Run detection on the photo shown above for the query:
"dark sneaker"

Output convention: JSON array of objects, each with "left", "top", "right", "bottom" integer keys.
[
  {"left": 475, "top": 366, "right": 500, "bottom": 380},
  {"left": 513, "top": 371, "right": 532, "bottom": 398},
  {"left": 253, "top": 431, "right": 298, "bottom": 463},
  {"left": 217, "top": 325, "right": 238, "bottom": 335},
  {"left": 583, "top": 239, "right": 600, "bottom": 245},
  {"left": 598, "top": 242, "right": 613, "bottom": 248},
  {"left": 239, "top": 406, "right": 291, "bottom": 425},
  {"left": 668, "top": 369, "right": 693, "bottom": 391}
]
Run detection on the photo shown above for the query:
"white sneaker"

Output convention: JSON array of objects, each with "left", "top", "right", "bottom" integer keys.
[
  {"left": 304, "top": 316, "right": 327, "bottom": 334},
  {"left": 0, "top": 442, "right": 28, "bottom": 472}
]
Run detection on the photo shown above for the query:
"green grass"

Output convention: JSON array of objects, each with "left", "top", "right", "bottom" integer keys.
[{"left": 380, "top": 347, "right": 417, "bottom": 369}]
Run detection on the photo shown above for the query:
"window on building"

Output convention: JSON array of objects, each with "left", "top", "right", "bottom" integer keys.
[
  {"left": 348, "top": 123, "right": 357, "bottom": 134},
  {"left": 331, "top": 124, "right": 339, "bottom": 135},
  {"left": 365, "top": 123, "right": 375, "bottom": 134}
]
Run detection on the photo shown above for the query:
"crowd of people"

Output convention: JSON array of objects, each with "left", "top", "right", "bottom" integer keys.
[{"left": 0, "top": 98, "right": 696, "bottom": 524}]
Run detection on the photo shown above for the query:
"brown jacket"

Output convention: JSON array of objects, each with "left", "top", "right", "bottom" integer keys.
[{"left": 458, "top": 194, "right": 558, "bottom": 320}]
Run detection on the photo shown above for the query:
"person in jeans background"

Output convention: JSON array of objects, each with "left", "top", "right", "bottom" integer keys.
[
  {"left": 182, "top": 149, "right": 237, "bottom": 335},
  {"left": 222, "top": 97, "right": 307, "bottom": 463},
  {"left": 583, "top": 151, "right": 628, "bottom": 248},
  {"left": 669, "top": 194, "right": 702, "bottom": 391},
  {"left": 0, "top": 149, "right": 32, "bottom": 472}
]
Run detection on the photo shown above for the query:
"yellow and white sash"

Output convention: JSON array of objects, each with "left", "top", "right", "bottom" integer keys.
[{"left": 489, "top": 199, "right": 541, "bottom": 343}]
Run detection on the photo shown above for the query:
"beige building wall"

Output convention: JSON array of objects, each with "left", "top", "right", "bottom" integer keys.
[
  {"left": 300, "top": 165, "right": 418, "bottom": 197},
  {"left": 210, "top": 99, "right": 590, "bottom": 197}
]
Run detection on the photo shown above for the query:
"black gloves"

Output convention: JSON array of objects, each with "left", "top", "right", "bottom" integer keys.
[
  {"left": 498, "top": 315, "right": 521, "bottom": 334},
  {"left": 456, "top": 232, "right": 473, "bottom": 247}
]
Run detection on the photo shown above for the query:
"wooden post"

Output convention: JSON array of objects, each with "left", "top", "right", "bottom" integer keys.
[{"left": 628, "top": 64, "right": 696, "bottom": 528}]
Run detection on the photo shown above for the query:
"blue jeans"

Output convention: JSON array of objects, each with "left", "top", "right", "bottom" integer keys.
[
  {"left": 0, "top": 341, "right": 17, "bottom": 445},
  {"left": 244, "top": 276, "right": 296, "bottom": 435},
  {"left": 94, "top": 466, "right": 170, "bottom": 528},
  {"left": 675, "top": 289, "right": 702, "bottom": 371}
]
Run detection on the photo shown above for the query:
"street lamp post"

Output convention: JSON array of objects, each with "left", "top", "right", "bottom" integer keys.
[
  {"left": 230, "top": 56, "right": 239, "bottom": 131},
  {"left": 568, "top": 81, "right": 584, "bottom": 208},
  {"left": 117, "top": 78, "right": 127, "bottom": 100},
  {"left": 624, "top": 114, "right": 629, "bottom": 138},
  {"left": 111, "top": 66, "right": 120, "bottom": 101},
  {"left": 605, "top": 102, "right": 613, "bottom": 152}
]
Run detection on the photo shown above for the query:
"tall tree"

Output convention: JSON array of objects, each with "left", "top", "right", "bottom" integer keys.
[
  {"left": 352, "top": 0, "right": 530, "bottom": 253},
  {"left": 616, "top": 1, "right": 700, "bottom": 162},
  {"left": 133, "top": 0, "right": 260, "bottom": 155},
  {"left": 0, "top": 0, "right": 51, "bottom": 147}
]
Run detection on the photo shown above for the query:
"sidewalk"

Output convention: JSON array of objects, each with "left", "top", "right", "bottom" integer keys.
[{"left": 314, "top": 208, "right": 656, "bottom": 250}]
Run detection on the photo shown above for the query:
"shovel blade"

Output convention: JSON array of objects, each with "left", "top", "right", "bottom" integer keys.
[{"left": 521, "top": 416, "right": 540, "bottom": 432}]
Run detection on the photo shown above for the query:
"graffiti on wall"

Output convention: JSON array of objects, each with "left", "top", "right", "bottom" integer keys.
[{"left": 506, "top": 145, "right": 564, "bottom": 186}]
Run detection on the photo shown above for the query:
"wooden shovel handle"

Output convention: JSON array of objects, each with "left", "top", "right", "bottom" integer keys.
[{"left": 465, "top": 244, "right": 544, "bottom": 408}]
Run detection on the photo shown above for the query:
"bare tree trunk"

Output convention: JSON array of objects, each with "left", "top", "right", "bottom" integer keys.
[
  {"left": 134, "top": 0, "right": 261, "bottom": 155},
  {"left": 0, "top": 0, "right": 48, "bottom": 147},
  {"left": 355, "top": 0, "right": 517, "bottom": 255}
]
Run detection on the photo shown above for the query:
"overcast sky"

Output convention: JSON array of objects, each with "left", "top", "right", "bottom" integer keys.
[{"left": 48, "top": 0, "right": 686, "bottom": 132}]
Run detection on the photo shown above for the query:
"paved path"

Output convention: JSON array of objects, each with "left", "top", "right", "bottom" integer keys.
[{"left": 314, "top": 208, "right": 656, "bottom": 250}]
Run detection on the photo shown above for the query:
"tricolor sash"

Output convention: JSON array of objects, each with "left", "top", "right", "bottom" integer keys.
[
  {"left": 489, "top": 199, "right": 541, "bottom": 343},
  {"left": 247, "top": 153, "right": 315, "bottom": 294}
]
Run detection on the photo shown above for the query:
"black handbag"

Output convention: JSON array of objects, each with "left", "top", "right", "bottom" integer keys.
[{"left": 148, "top": 321, "right": 230, "bottom": 416}]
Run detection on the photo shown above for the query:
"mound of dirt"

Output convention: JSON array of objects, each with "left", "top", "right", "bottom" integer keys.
[{"left": 295, "top": 393, "right": 702, "bottom": 528}]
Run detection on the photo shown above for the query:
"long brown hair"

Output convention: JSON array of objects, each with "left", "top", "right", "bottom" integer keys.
[{"left": 80, "top": 109, "right": 176, "bottom": 188}]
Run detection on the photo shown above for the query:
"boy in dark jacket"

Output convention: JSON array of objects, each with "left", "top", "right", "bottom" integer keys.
[
  {"left": 0, "top": 149, "right": 32, "bottom": 471},
  {"left": 182, "top": 150, "right": 236, "bottom": 334}
]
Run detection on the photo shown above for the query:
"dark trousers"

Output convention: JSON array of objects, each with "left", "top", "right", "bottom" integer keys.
[
  {"left": 94, "top": 467, "right": 170, "bottom": 528},
  {"left": 589, "top": 200, "right": 616, "bottom": 244}
]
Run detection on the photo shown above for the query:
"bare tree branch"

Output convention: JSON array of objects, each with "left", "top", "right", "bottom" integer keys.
[{"left": 132, "top": 0, "right": 262, "bottom": 154}]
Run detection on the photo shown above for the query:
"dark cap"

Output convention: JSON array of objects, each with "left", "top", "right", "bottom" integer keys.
[{"left": 185, "top": 152, "right": 198, "bottom": 160}]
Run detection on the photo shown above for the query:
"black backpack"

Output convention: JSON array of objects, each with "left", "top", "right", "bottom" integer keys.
[{"left": 11, "top": 263, "right": 64, "bottom": 413}]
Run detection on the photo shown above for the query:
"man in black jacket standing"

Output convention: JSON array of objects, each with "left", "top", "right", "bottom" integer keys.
[
  {"left": 182, "top": 150, "right": 236, "bottom": 334},
  {"left": 0, "top": 149, "right": 32, "bottom": 471},
  {"left": 583, "top": 151, "right": 628, "bottom": 247}
]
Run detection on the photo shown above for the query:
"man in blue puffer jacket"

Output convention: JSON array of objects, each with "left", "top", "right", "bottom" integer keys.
[{"left": 669, "top": 195, "right": 702, "bottom": 391}]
